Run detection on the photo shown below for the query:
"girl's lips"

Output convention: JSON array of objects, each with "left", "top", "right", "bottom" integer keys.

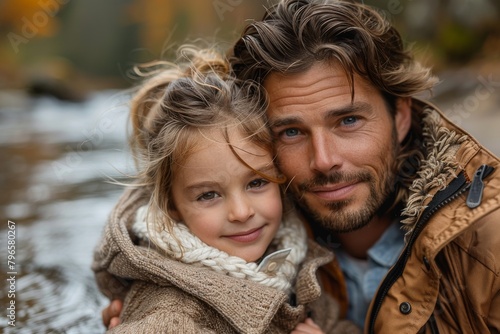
[{"left": 225, "top": 226, "right": 263, "bottom": 243}]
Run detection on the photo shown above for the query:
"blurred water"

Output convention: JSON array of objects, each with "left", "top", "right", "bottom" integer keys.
[{"left": 0, "top": 91, "right": 133, "bottom": 333}]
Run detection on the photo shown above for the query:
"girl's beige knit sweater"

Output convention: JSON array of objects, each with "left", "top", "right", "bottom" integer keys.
[{"left": 92, "top": 187, "right": 360, "bottom": 333}]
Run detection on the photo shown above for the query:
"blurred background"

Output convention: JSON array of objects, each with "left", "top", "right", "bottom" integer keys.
[{"left": 0, "top": 0, "right": 499, "bottom": 332}]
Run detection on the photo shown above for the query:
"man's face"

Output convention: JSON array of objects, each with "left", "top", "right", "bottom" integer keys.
[{"left": 264, "top": 61, "right": 411, "bottom": 232}]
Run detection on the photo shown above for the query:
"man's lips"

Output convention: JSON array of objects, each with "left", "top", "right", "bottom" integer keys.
[
  {"left": 308, "top": 182, "right": 358, "bottom": 201},
  {"left": 224, "top": 226, "right": 264, "bottom": 243}
]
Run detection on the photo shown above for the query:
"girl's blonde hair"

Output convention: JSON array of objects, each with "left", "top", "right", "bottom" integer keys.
[{"left": 129, "top": 46, "right": 283, "bottom": 251}]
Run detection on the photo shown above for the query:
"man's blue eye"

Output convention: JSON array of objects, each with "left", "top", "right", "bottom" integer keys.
[
  {"left": 284, "top": 128, "right": 299, "bottom": 137},
  {"left": 342, "top": 116, "right": 358, "bottom": 125}
]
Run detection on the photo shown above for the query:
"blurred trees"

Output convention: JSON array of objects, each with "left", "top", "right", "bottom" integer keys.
[
  {"left": 0, "top": 0, "right": 498, "bottom": 93},
  {"left": 0, "top": 0, "right": 269, "bottom": 92},
  {"left": 364, "top": 0, "right": 499, "bottom": 67}
]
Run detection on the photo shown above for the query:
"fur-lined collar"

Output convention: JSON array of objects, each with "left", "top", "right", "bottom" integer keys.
[{"left": 401, "top": 102, "right": 468, "bottom": 230}]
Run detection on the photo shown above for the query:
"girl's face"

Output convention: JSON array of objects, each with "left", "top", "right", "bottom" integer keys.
[{"left": 169, "top": 128, "right": 283, "bottom": 262}]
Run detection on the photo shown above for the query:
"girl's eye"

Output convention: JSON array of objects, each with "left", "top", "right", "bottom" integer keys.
[
  {"left": 248, "top": 178, "right": 269, "bottom": 189},
  {"left": 341, "top": 116, "right": 358, "bottom": 126},
  {"left": 197, "top": 192, "right": 219, "bottom": 201}
]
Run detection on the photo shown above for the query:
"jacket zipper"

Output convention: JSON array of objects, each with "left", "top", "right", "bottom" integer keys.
[
  {"left": 367, "top": 164, "right": 494, "bottom": 334},
  {"left": 466, "top": 164, "right": 492, "bottom": 208}
]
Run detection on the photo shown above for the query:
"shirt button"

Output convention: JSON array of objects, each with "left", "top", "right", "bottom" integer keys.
[
  {"left": 267, "top": 262, "right": 277, "bottom": 271},
  {"left": 399, "top": 302, "right": 412, "bottom": 315}
]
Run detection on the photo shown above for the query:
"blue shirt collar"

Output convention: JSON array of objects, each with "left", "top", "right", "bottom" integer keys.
[{"left": 367, "top": 221, "right": 406, "bottom": 267}]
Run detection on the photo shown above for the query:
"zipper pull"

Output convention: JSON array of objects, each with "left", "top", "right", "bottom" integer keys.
[{"left": 466, "top": 164, "right": 492, "bottom": 208}]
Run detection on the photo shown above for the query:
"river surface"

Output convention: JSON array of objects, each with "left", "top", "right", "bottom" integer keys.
[
  {"left": 0, "top": 67, "right": 499, "bottom": 334},
  {"left": 0, "top": 91, "right": 132, "bottom": 333}
]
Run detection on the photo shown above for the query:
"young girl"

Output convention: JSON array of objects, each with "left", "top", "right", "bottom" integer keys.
[{"left": 92, "top": 47, "right": 359, "bottom": 334}]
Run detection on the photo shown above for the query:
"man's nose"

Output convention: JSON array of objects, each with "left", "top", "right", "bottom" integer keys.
[{"left": 309, "top": 130, "right": 342, "bottom": 174}]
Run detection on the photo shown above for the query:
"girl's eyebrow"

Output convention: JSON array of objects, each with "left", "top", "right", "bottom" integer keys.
[
  {"left": 254, "top": 164, "right": 278, "bottom": 174},
  {"left": 185, "top": 181, "right": 219, "bottom": 193},
  {"left": 269, "top": 101, "right": 373, "bottom": 129},
  {"left": 185, "top": 164, "right": 276, "bottom": 192}
]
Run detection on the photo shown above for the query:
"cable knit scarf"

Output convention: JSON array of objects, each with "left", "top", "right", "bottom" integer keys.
[{"left": 132, "top": 206, "right": 308, "bottom": 293}]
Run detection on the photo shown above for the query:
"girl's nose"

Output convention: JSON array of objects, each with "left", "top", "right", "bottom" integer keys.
[{"left": 227, "top": 195, "right": 255, "bottom": 223}]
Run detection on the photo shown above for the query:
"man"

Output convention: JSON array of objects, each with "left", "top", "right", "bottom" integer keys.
[{"left": 103, "top": 0, "right": 500, "bottom": 332}]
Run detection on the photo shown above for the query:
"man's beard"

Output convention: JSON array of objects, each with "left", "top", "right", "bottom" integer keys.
[{"left": 291, "top": 133, "right": 399, "bottom": 233}]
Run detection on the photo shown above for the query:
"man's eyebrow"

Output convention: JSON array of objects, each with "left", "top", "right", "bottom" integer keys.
[
  {"left": 269, "top": 116, "right": 301, "bottom": 129},
  {"left": 269, "top": 101, "right": 372, "bottom": 128},
  {"left": 327, "top": 101, "right": 373, "bottom": 117}
]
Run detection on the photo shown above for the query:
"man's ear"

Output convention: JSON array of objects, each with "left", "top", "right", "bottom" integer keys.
[{"left": 395, "top": 97, "right": 412, "bottom": 143}]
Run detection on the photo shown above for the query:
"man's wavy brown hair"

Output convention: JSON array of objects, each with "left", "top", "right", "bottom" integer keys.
[{"left": 230, "top": 0, "right": 439, "bottom": 212}]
